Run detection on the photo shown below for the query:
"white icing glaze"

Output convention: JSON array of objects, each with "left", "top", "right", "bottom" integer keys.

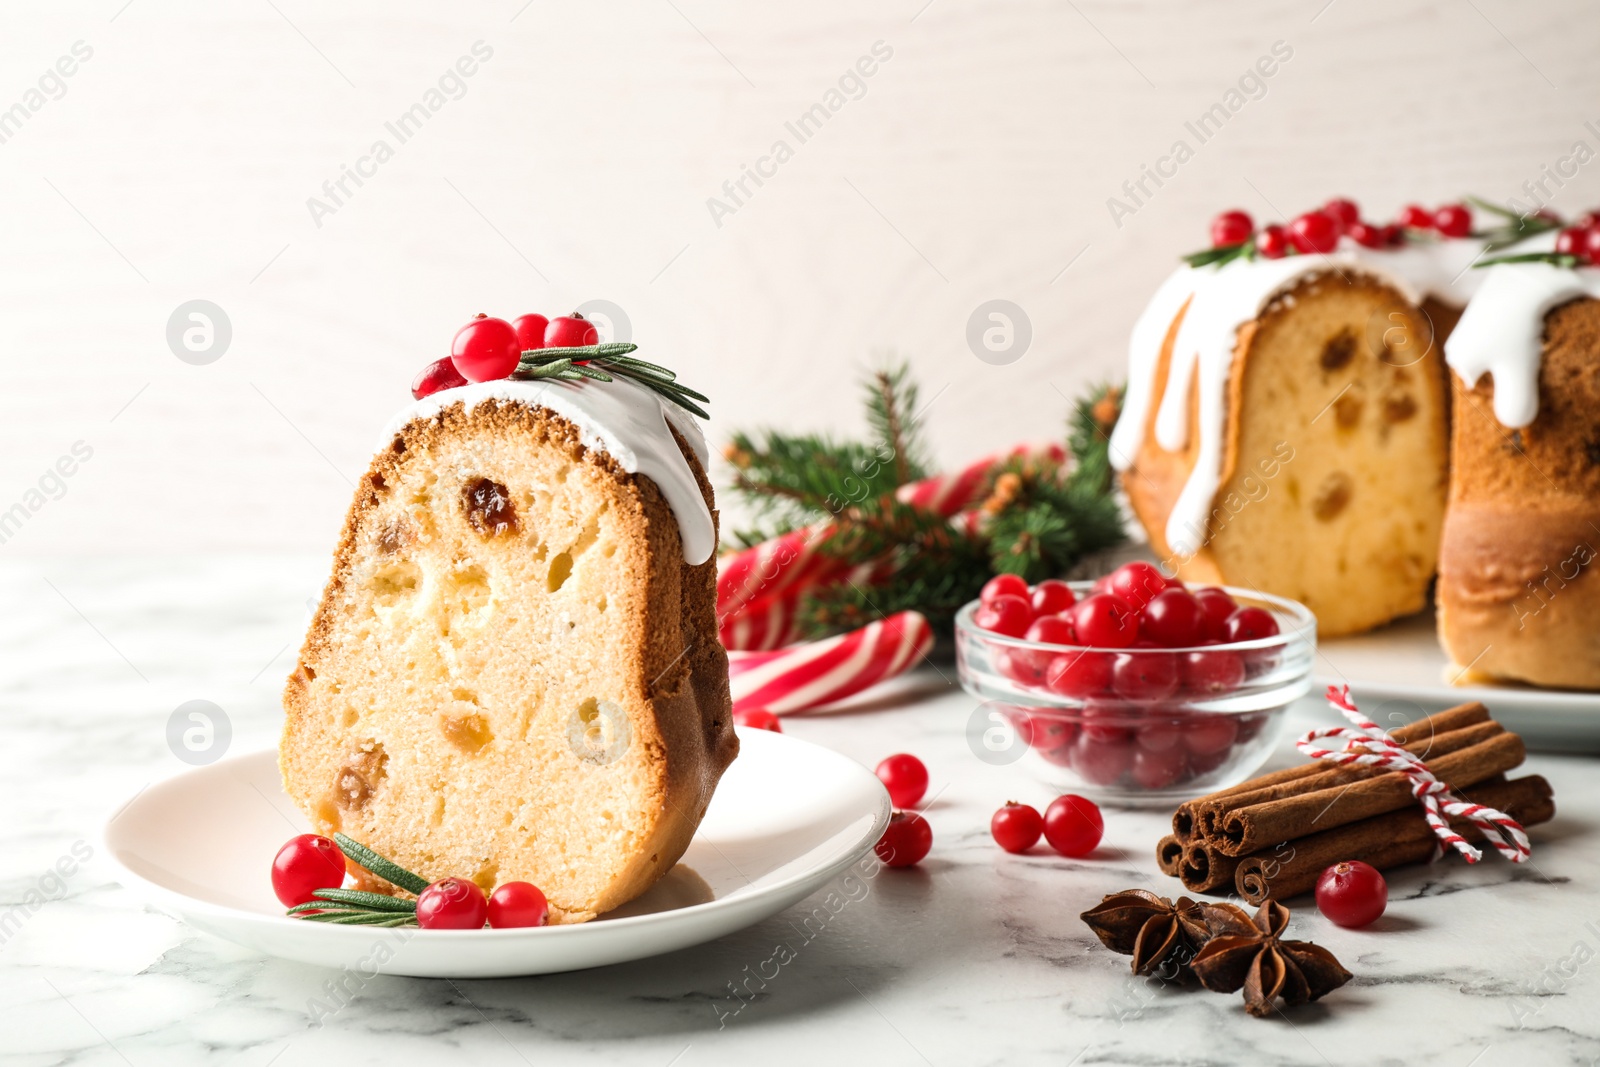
[
  {"left": 1110, "top": 236, "right": 1501, "bottom": 560},
  {"left": 381, "top": 377, "right": 717, "bottom": 565},
  {"left": 1445, "top": 262, "right": 1600, "bottom": 428}
]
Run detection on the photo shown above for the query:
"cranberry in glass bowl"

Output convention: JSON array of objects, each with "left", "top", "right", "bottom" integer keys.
[{"left": 955, "top": 574, "right": 1314, "bottom": 802}]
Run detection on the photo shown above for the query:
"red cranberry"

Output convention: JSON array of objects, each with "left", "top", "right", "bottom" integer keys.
[
  {"left": 1222, "top": 606, "right": 1280, "bottom": 643},
  {"left": 1433, "top": 203, "right": 1473, "bottom": 238},
  {"left": 1257, "top": 224, "right": 1290, "bottom": 259},
  {"left": 1080, "top": 704, "right": 1134, "bottom": 744},
  {"left": 1582, "top": 226, "right": 1600, "bottom": 265},
  {"left": 1026, "top": 713, "right": 1072, "bottom": 752},
  {"left": 1186, "top": 743, "right": 1233, "bottom": 777},
  {"left": 996, "top": 648, "right": 1045, "bottom": 688},
  {"left": 1181, "top": 714, "right": 1239, "bottom": 756},
  {"left": 990, "top": 802, "right": 1044, "bottom": 853},
  {"left": 1347, "top": 222, "right": 1385, "bottom": 249},
  {"left": 487, "top": 881, "right": 549, "bottom": 928},
  {"left": 1045, "top": 651, "right": 1112, "bottom": 698},
  {"left": 733, "top": 707, "right": 782, "bottom": 732},
  {"left": 1191, "top": 587, "right": 1239, "bottom": 640},
  {"left": 1016, "top": 615, "right": 1074, "bottom": 680},
  {"left": 1072, "top": 734, "right": 1133, "bottom": 785},
  {"left": 876, "top": 753, "right": 929, "bottom": 808},
  {"left": 1107, "top": 562, "right": 1169, "bottom": 610},
  {"left": 981, "top": 573, "right": 1030, "bottom": 605},
  {"left": 1315, "top": 860, "right": 1387, "bottom": 928},
  {"left": 1024, "top": 614, "right": 1074, "bottom": 647},
  {"left": 545, "top": 313, "right": 599, "bottom": 348},
  {"left": 1180, "top": 648, "right": 1246, "bottom": 694},
  {"left": 1140, "top": 588, "right": 1205, "bottom": 647},
  {"left": 511, "top": 313, "right": 549, "bottom": 352},
  {"left": 271, "top": 834, "right": 347, "bottom": 907},
  {"left": 875, "top": 811, "right": 932, "bottom": 867},
  {"left": 1210, "top": 209, "right": 1254, "bottom": 247},
  {"left": 1136, "top": 718, "right": 1183, "bottom": 752},
  {"left": 451, "top": 315, "right": 522, "bottom": 383},
  {"left": 976, "top": 594, "right": 1033, "bottom": 638},
  {"left": 1043, "top": 794, "right": 1104, "bottom": 856},
  {"left": 1036, "top": 741, "right": 1078, "bottom": 767},
  {"left": 1397, "top": 204, "right": 1434, "bottom": 230},
  {"left": 1322, "top": 198, "right": 1360, "bottom": 231},
  {"left": 416, "top": 877, "right": 489, "bottom": 929},
  {"left": 1110, "top": 651, "right": 1179, "bottom": 702},
  {"left": 1070, "top": 594, "right": 1139, "bottom": 649},
  {"left": 411, "top": 356, "right": 468, "bottom": 400},
  {"left": 1556, "top": 226, "right": 1589, "bottom": 260},
  {"left": 1132, "top": 745, "right": 1190, "bottom": 790},
  {"left": 1381, "top": 223, "right": 1405, "bottom": 246},
  {"left": 1289, "top": 211, "right": 1339, "bottom": 254},
  {"left": 1030, "top": 579, "right": 1077, "bottom": 616}
]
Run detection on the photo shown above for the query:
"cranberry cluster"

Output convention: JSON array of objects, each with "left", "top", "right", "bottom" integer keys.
[
  {"left": 1553, "top": 210, "right": 1600, "bottom": 265},
  {"left": 411, "top": 312, "right": 599, "bottom": 400},
  {"left": 1210, "top": 197, "right": 1474, "bottom": 258}
]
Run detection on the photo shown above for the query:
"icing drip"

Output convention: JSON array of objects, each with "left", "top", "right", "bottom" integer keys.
[
  {"left": 1110, "top": 236, "right": 1499, "bottom": 561},
  {"left": 1445, "top": 261, "right": 1600, "bottom": 428},
  {"left": 381, "top": 377, "right": 717, "bottom": 565}
]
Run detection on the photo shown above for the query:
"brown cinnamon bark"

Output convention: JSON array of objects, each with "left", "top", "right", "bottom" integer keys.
[
  {"left": 1216, "top": 730, "right": 1526, "bottom": 856},
  {"left": 1196, "top": 719, "right": 1503, "bottom": 839},
  {"left": 1179, "top": 840, "right": 1241, "bottom": 893},
  {"left": 1156, "top": 835, "right": 1184, "bottom": 877},
  {"left": 1170, "top": 701, "right": 1488, "bottom": 842},
  {"left": 1233, "top": 775, "right": 1554, "bottom": 903}
]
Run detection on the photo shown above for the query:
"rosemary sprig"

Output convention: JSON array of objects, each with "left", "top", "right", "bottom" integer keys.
[
  {"left": 510, "top": 343, "right": 710, "bottom": 419},
  {"left": 1473, "top": 251, "right": 1583, "bottom": 269},
  {"left": 333, "top": 832, "right": 429, "bottom": 895},
  {"left": 1467, "top": 195, "right": 1564, "bottom": 252},
  {"left": 1182, "top": 238, "right": 1259, "bottom": 269},
  {"left": 284, "top": 835, "right": 430, "bottom": 926}
]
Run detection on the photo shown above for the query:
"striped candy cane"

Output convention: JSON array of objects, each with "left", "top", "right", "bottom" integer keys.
[
  {"left": 1296, "top": 685, "right": 1531, "bottom": 864},
  {"left": 727, "top": 611, "right": 934, "bottom": 715}
]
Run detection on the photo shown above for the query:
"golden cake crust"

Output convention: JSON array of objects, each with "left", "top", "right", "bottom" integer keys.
[{"left": 280, "top": 396, "right": 737, "bottom": 922}]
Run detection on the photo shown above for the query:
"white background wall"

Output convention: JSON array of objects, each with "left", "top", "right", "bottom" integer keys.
[{"left": 3, "top": 0, "right": 1599, "bottom": 556}]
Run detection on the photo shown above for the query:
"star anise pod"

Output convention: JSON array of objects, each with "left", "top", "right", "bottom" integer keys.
[
  {"left": 1191, "top": 900, "right": 1352, "bottom": 1017},
  {"left": 1080, "top": 889, "right": 1212, "bottom": 981}
]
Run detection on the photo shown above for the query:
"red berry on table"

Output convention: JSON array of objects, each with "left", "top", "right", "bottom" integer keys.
[
  {"left": 1432, "top": 203, "right": 1473, "bottom": 238},
  {"left": 1180, "top": 647, "right": 1246, "bottom": 694},
  {"left": 1322, "top": 198, "right": 1360, "bottom": 231},
  {"left": 545, "top": 313, "right": 599, "bottom": 348},
  {"left": 416, "top": 877, "right": 489, "bottom": 930},
  {"left": 271, "top": 834, "right": 347, "bottom": 907},
  {"left": 1139, "top": 588, "right": 1205, "bottom": 647},
  {"left": 1555, "top": 226, "right": 1589, "bottom": 260},
  {"left": 411, "top": 356, "right": 468, "bottom": 400},
  {"left": 451, "top": 315, "right": 522, "bottom": 383},
  {"left": 875, "top": 811, "right": 932, "bottom": 867},
  {"left": 975, "top": 593, "right": 1033, "bottom": 638},
  {"left": 487, "top": 881, "right": 549, "bottom": 928},
  {"left": 1045, "top": 650, "right": 1112, "bottom": 698},
  {"left": 1315, "top": 860, "right": 1388, "bottom": 928},
  {"left": 1042, "top": 794, "right": 1103, "bottom": 857},
  {"left": 1131, "top": 745, "right": 1190, "bottom": 790},
  {"left": 990, "top": 801, "right": 1044, "bottom": 853},
  {"left": 511, "top": 313, "right": 549, "bottom": 352},
  {"left": 1347, "top": 221, "right": 1385, "bottom": 249},
  {"left": 1069, "top": 593, "right": 1139, "bottom": 649},
  {"left": 1181, "top": 714, "right": 1239, "bottom": 756},
  {"left": 734, "top": 706, "right": 782, "bottom": 732},
  {"left": 981, "top": 573, "right": 1030, "bottom": 605},
  {"left": 1107, "top": 561, "right": 1169, "bottom": 610},
  {"left": 1222, "top": 606, "right": 1281, "bottom": 642},
  {"left": 1210, "top": 209, "right": 1254, "bottom": 248},
  {"left": 1191, "top": 587, "right": 1239, "bottom": 640},
  {"left": 1029, "top": 579, "right": 1077, "bottom": 617},
  {"left": 1257, "top": 223, "right": 1290, "bottom": 259},
  {"left": 876, "top": 753, "right": 929, "bottom": 809},
  {"left": 1110, "top": 650, "right": 1179, "bottom": 701},
  {"left": 1289, "top": 211, "right": 1339, "bottom": 254},
  {"left": 1397, "top": 204, "right": 1434, "bottom": 230}
]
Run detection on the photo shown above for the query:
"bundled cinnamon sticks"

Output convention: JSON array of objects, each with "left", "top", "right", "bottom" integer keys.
[{"left": 1161, "top": 701, "right": 1556, "bottom": 904}]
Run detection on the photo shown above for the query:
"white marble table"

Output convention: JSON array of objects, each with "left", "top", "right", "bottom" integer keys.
[{"left": 3, "top": 555, "right": 1598, "bottom": 1067}]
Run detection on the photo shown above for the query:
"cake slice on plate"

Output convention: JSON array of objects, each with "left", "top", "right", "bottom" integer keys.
[{"left": 280, "top": 315, "right": 737, "bottom": 923}]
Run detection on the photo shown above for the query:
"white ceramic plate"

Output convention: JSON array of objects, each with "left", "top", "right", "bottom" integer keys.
[
  {"left": 1318, "top": 610, "right": 1600, "bottom": 751},
  {"left": 104, "top": 728, "right": 891, "bottom": 978}
]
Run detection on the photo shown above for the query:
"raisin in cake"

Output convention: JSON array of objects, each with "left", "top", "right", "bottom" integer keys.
[
  {"left": 1439, "top": 262, "right": 1600, "bottom": 690},
  {"left": 280, "top": 373, "right": 738, "bottom": 923}
]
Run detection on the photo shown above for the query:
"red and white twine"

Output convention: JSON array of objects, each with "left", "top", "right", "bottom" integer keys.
[{"left": 1296, "top": 685, "right": 1531, "bottom": 864}]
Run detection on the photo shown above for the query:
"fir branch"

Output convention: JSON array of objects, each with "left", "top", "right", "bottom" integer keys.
[{"left": 864, "top": 364, "right": 928, "bottom": 486}]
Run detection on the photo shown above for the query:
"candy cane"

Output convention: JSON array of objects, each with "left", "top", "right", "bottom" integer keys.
[
  {"left": 1296, "top": 686, "right": 1531, "bottom": 864},
  {"left": 728, "top": 611, "right": 934, "bottom": 714}
]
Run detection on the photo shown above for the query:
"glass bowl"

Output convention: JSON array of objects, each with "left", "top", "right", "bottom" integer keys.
[{"left": 954, "top": 583, "right": 1315, "bottom": 803}]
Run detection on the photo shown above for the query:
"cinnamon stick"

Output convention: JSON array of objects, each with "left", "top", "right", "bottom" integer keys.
[
  {"left": 1179, "top": 840, "right": 1242, "bottom": 893},
  {"left": 1195, "top": 719, "right": 1504, "bottom": 839},
  {"left": 1233, "top": 775, "right": 1554, "bottom": 904},
  {"left": 1215, "top": 730, "right": 1526, "bottom": 856},
  {"left": 1170, "top": 701, "right": 1488, "bottom": 842},
  {"left": 1156, "top": 835, "right": 1184, "bottom": 877}
]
